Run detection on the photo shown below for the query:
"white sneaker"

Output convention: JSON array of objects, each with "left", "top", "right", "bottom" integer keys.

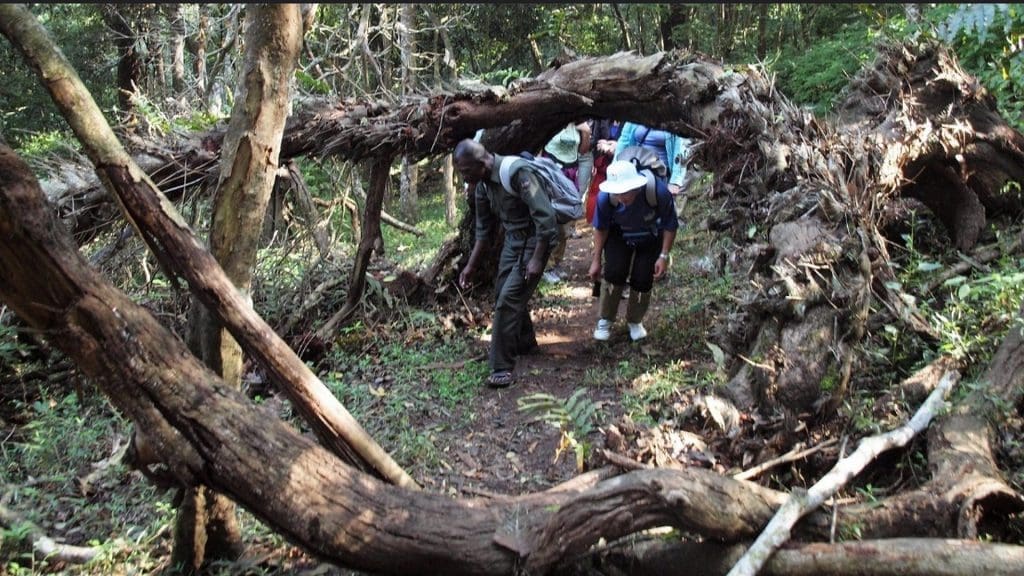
[
  {"left": 542, "top": 270, "right": 561, "bottom": 284},
  {"left": 593, "top": 319, "right": 612, "bottom": 341},
  {"left": 628, "top": 322, "right": 647, "bottom": 341}
]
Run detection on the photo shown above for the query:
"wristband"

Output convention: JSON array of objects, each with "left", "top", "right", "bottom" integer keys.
[{"left": 658, "top": 253, "right": 669, "bottom": 260}]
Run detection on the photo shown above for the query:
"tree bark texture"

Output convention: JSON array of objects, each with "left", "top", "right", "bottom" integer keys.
[
  {"left": 176, "top": 4, "right": 303, "bottom": 570},
  {"left": 0, "top": 2, "right": 416, "bottom": 489},
  {"left": 4, "top": 144, "right": 1024, "bottom": 574}
]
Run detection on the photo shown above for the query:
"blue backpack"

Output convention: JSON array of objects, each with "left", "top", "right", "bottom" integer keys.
[
  {"left": 499, "top": 152, "right": 584, "bottom": 224},
  {"left": 608, "top": 145, "right": 665, "bottom": 208}
]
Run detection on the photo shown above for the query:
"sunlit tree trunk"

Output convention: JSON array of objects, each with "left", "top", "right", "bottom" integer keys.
[
  {"left": 905, "top": 4, "right": 921, "bottom": 24},
  {"left": 168, "top": 3, "right": 186, "bottom": 95},
  {"left": 356, "top": 4, "right": 382, "bottom": 89},
  {"left": 757, "top": 4, "right": 768, "bottom": 59},
  {"left": 398, "top": 3, "right": 419, "bottom": 223},
  {"left": 176, "top": 4, "right": 303, "bottom": 571},
  {"left": 206, "top": 4, "right": 242, "bottom": 116},
  {"left": 192, "top": 5, "right": 208, "bottom": 101},
  {"left": 425, "top": 5, "right": 459, "bottom": 225},
  {"left": 611, "top": 3, "right": 632, "bottom": 51}
]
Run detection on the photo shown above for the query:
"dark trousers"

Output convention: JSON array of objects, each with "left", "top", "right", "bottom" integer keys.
[
  {"left": 603, "top": 232, "right": 659, "bottom": 293},
  {"left": 491, "top": 234, "right": 549, "bottom": 373}
]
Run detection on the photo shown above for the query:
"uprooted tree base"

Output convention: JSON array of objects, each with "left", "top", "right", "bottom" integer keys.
[{"left": 4, "top": 26, "right": 1024, "bottom": 575}]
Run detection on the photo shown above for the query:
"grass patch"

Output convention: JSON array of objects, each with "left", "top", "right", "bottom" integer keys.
[{"left": 620, "top": 361, "right": 716, "bottom": 425}]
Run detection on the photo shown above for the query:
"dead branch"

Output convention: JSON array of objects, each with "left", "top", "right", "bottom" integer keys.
[
  {"left": 921, "top": 228, "right": 1023, "bottom": 295},
  {"left": 727, "top": 368, "right": 958, "bottom": 576},
  {"left": 602, "top": 538, "right": 1024, "bottom": 576},
  {"left": 0, "top": 4, "right": 417, "bottom": 490},
  {"left": 732, "top": 438, "right": 839, "bottom": 482},
  {"left": 0, "top": 504, "right": 99, "bottom": 564}
]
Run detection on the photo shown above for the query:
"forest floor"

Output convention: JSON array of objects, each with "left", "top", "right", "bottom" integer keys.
[
  {"left": 9, "top": 185, "right": 1024, "bottom": 575},
  {"left": 253, "top": 223, "right": 743, "bottom": 574},
  {"left": 417, "top": 227, "right": 660, "bottom": 497}
]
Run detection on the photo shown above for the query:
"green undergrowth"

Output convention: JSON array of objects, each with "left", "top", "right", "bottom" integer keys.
[
  {"left": 4, "top": 161, "right": 1024, "bottom": 573},
  {"left": 320, "top": 328, "right": 489, "bottom": 476}
]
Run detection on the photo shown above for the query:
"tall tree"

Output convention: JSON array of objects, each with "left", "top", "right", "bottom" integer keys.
[
  {"left": 166, "top": 3, "right": 186, "bottom": 95},
  {"left": 101, "top": 4, "right": 146, "bottom": 127},
  {"left": 398, "top": 3, "right": 419, "bottom": 223},
  {"left": 424, "top": 4, "right": 460, "bottom": 225},
  {"left": 175, "top": 4, "right": 303, "bottom": 570},
  {"left": 192, "top": 4, "right": 208, "bottom": 101}
]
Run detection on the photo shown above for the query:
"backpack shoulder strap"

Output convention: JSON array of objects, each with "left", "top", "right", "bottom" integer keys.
[
  {"left": 499, "top": 155, "right": 527, "bottom": 192},
  {"left": 639, "top": 169, "right": 658, "bottom": 208}
]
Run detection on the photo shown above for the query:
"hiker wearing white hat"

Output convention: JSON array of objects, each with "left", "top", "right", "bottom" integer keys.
[{"left": 588, "top": 160, "right": 679, "bottom": 342}]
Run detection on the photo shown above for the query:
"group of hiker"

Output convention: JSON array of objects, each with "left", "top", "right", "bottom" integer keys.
[{"left": 454, "top": 120, "right": 695, "bottom": 389}]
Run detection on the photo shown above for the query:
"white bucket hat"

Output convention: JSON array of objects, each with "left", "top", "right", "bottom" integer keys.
[{"left": 600, "top": 160, "right": 648, "bottom": 194}]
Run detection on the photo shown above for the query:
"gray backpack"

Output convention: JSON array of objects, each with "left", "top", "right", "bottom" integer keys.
[{"left": 499, "top": 153, "right": 584, "bottom": 224}]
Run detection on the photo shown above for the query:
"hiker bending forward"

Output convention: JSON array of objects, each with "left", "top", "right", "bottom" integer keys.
[
  {"left": 589, "top": 160, "right": 678, "bottom": 342},
  {"left": 455, "top": 138, "right": 558, "bottom": 388}
]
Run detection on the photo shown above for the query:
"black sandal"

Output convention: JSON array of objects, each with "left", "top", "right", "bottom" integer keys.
[{"left": 486, "top": 371, "right": 515, "bottom": 389}]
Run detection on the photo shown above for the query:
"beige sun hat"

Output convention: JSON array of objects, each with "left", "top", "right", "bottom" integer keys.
[{"left": 599, "top": 160, "right": 648, "bottom": 194}]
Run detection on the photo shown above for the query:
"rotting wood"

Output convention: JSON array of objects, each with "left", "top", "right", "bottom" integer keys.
[{"left": 727, "top": 369, "right": 958, "bottom": 576}]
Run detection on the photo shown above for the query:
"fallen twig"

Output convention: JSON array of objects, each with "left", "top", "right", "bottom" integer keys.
[
  {"left": 726, "top": 369, "right": 959, "bottom": 576},
  {"left": 0, "top": 503, "right": 99, "bottom": 564},
  {"left": 601, "top": 449, "right": 650, "bottom": 471},
  {"left": 733, "top": 438, "right": 839, "bottom": 481}
]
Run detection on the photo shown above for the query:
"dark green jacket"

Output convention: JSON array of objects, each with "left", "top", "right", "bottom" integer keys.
[{"left": 473, "top": 154, "right": 559, "bottom": 245}]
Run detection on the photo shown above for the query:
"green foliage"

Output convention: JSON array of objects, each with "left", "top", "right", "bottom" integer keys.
[
  {"left": 8, "top": 130, "right": 82, "bottom": 163},
  {"left": 621, "top": 363, "right": 717, "bottom": 425},
  {"left": 382, "top": 187, "right": 463, "bottom": 274},
  {"left": 517, "top": 388, "right": 601, "bottom": 471},
  {"left": 0, "top": 324, "right": 29, "bottom": 368},
  {"left": 295, "top": 69, "right": 332, "bottom": 96},
  {"left": 771, "top": 22, "right": 880, "bottom": 114},
  {"left": 932, "top": 267, "right": 1024, "bottom": 364},
  {"left": 1, "top": 389, "right": 177, "bottom": 574},
  {"left": 1, "top": 4, "right": 114, "bottom": 148},
  {"left": 924, "top": 4, "right": 1024, "bottom": 130}
]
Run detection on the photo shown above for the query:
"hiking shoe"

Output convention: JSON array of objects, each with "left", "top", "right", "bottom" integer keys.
[
  {"left": 628, "top": 322, "right": 648, "bottom": 341},
  {"left": 542, "top": 270, "right": 561, "bottom": 284},
  {"left": 593, "top": 319, "right": 612, "bottom": 341},
  {"left": 486, "top": 371, "right": 515, "bottom": 389}
]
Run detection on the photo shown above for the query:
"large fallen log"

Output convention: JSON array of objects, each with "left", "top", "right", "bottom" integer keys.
[
  {"left": 7, "top": 135, "right": 1024, "bottom": 573},
  {"left": 7, "top": 4, "right": 1024, "bottom": 571}
]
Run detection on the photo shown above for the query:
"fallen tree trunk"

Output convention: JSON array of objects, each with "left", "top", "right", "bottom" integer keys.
[
  {"left": 10, "top": 119, "right": 1024, "bottom": 575},
  {"left": 600, "top": 538, "right": 1024, "bottom": 576}
]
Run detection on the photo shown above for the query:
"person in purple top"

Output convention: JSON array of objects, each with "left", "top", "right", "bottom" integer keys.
[{"left": 588, "top": 160, "right": 679, "bottom": 342}]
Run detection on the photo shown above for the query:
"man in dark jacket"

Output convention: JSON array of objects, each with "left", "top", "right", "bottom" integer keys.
[{"left": 455, "top": 138, "right": 558, "bottom": 388}]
